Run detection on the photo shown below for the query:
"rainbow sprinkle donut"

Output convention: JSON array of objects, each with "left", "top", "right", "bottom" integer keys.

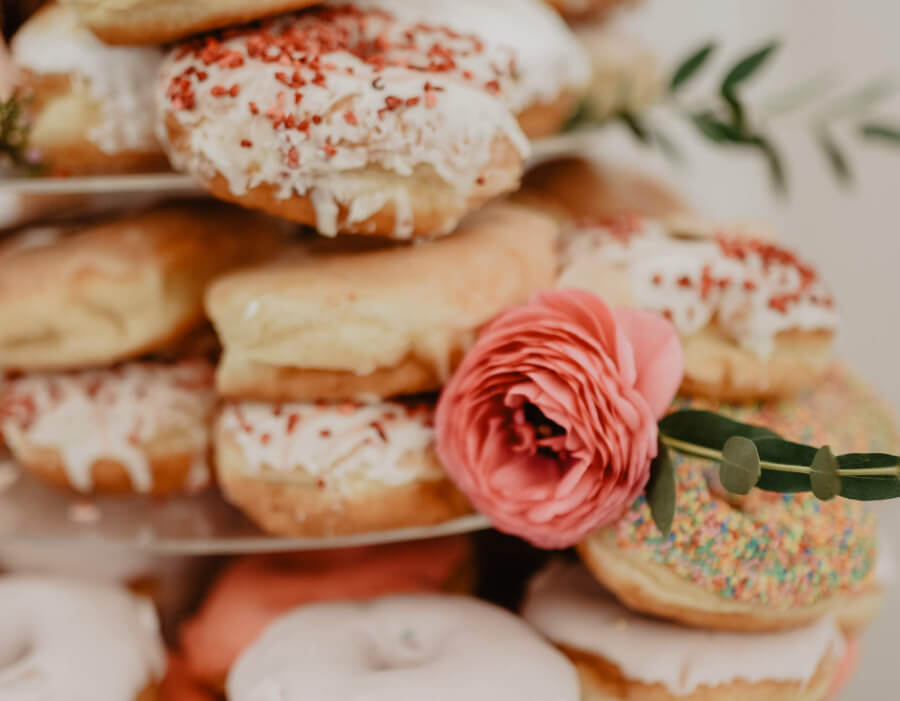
[{"left": 579, "top": 365, "right": 896, "bottom": 633}]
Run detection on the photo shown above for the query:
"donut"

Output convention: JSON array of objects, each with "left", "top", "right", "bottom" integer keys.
[
  {"left": 519, "top": 156, "right": 689, "bottom": 224},
  {"left": 10, "top": 3, "right": 168, "bottom": 175},
  {"left": 522, "top": 561, "right": 845, "bottom": 701},
  {"left": 228, "top": 594, "right": 579, "bottom": 701},
  {"left": 215, "top": 398, "right": 472, "bottom": 536},
  {"left": 0, "top": 360, "right": 217, "bottom": 495},
  {"left": 0, "top": 544, "right": 208, "bottom": 633},
  {"left": 556, "top": 215, "right": 838, "bottom": 400},
  {"left": 578, "top": 365, "right": 894, "bottom": 633},
  {"left": 0, "top": 575, "right": 166, "bottom": 701},
  {"left": 0, "top": 202, "right": 282, "bottom": 373},
  {"left": 64, "top": 0, "right": 322, "bottom": 45},
  {"left": 205, "top": 203, "right": 558, "bottom": 402},
  {"left": 180, "top": 537, "right": 473, "bottom": 691},
  {"left": 157, "top": 5, "right": 530, "bottom": 238}
]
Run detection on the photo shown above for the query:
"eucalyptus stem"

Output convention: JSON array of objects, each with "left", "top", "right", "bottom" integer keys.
[{"left": 659, "top": 434, "right": 900, "bottom": 478}]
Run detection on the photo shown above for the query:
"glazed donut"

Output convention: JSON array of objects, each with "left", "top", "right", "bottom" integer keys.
[
  {"left": 64, "top": 0, "right": 322, "bottom": 45},
  {"left": 556, "top": 215, "right": 837, "bottom": 400},
  {"left": 228, "top": 594, "right": 579, "bottom": 701},
  {"left": 0, "top": 202, "right": 282, "bottom": 373},
  {"left": 215, "top": 399, "right": 471, "bottom": 536},
  {"left": 578, "top": 365, "right": 894, "bottom": 633},
  {"left": 180, "top": 537, "right": 473, "bottom": 691},
  {"left": 11, "top": 4, "right": 168, "bottom": 175},
  {"left": 519, "top": 156, "right": 689, "bottom": 224},
  {"left": 522, "top": 562, "right": 844, "bottom": 701},
  {"left": 0, "top": 360, "right": 217, "bottom": 495},
  {"left": 205, "top": 203, "right": 558, "bottom": 402},
  {"left": 0, "top": 575, "right": 166, "bottom": 701},
  {"left": 157, "top": 5, "right": 530, "bottom": 238}
]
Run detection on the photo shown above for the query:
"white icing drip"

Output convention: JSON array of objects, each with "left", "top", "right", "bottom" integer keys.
[
  {"left": 559, "top": 218, "right": 839, "bottom": 358},
  {"left": 157, "top": 7, "right": 529, "bottom": 237},
  {"left": 11, "top": 4, "right": 162, "bottom": 154},
  {"left": 220, "top": 400, "right": 439, "bottom": 490},
  {"left": 228, "top": 595, "right": 579, "bottom": 701},
  {"left": 349, "top": 0, "right": 591, "bottom": 112},
  {"left": 0, "top": 361, "right": 216, "bottom": 493},
  {"left": 0, "top": 576, "right": 165, "bottom": 701},
  {"left": 522, "top": 562, "right": 844, "bottom": 696}
]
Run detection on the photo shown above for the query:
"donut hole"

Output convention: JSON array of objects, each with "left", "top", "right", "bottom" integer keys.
[{"left": 363, "top": 627, "right": 440, "bottom": 672}]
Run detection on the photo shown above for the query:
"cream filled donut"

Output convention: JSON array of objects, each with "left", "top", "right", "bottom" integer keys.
[
  {"left": 522, "top": 562, "right": 844, "bottom": 701},
  {"left": 0, "top": 575, "right": 166, "bottom": 701},
  {"left": 0, "top": 202, "right": 282, "bottom": 373},
  {"left": 578, "top": 366, "right": 892, "bottom": 633},
  {"left": 180, "top": 537, "right": 473, "bottom": 691},
  {"left": 65, "top": 0, "right": 322, "bottom": 45},
  {"left": 0, "top": 360, "right": 217, "bottom": 495},
  {"left": 557, "top": 215, "right": 838, "bottom": 400},
  {"left": 215, "top": 399, "right": 471, "bottom": 536},
  {"left": 228, "top": 594, "right": 579, "bottom": 701},
  {"left": 205, "top": 203, "right": 558, "bottom": 402},
  {"left": 11, "top": 3, "right": 167, "bottom": 175},
  {"left": 157, "top": 6, "right": 529, "bottom": 238}
]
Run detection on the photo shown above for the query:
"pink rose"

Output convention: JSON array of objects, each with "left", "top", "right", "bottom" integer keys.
[{"left": 435, "top": 289, "right": 683, "bottom": 548}]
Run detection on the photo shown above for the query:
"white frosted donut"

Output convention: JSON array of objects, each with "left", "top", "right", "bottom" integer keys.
[
  {"left": 229, "top": 594, "right": 579, "bottom": 701},
  {"left": 157, "top": 4, "right": 530, "bottom": 238},
  {"left": 0, "top": 361, "right": 217, "bottom": 495},
  {"left": 0, "top": 575, "right": 166, "bottom": 701},
  {"left": 11, "top": 4, "right": 166, "bottom": 175},
  {"left": 215, "top": 399, "right": 471, "bottom": 536},
  {"left": 522, "top": 562, "right": 844, "bottom": 701},
  {"left": 557, "top": 216, "right": 838, "bottom": 400}
]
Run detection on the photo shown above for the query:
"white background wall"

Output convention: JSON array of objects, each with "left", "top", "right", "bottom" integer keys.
[{"left": 596, "top": 1, "right": 900, "bottom": 697}]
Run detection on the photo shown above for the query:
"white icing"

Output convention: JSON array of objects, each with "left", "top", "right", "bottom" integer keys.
[
  {"left": 522, "top": 562, "right": 844, "bottom": 696},
  {"left": 558, "top": 218, "right": 839, "bottom": 358},
  {"left": 157, "top": 6, "right": 530, "bottom": 236},
  {"left": 228, "top": 594, "right": 579, "bottom": 701},
  {"left": 350, "top": 0, "right": 591, "bottom": 113},
  {"left": 219, "top": 400, "right": 440, "bottom": 490},
  {"left": 0, "top": 227, "right": 64, "bottom": 257},
  {"left": 11, "top": 4, "right": 162, "bottom": 154},
  {"left": 0, "top": 575, "right": 165, "bottom": 701},
  {"left": 0, "top": 361, "right": 216, "bottom": 493}
]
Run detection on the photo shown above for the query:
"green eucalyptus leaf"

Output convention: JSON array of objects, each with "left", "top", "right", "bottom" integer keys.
[
  {"left": 837, "top": 453, "right": 900, "bottom": 501},
  {"left": 752, "top": 437, "right": 814, "bottom": 493},
  {"left": 820, "top": 77, "right": 898, "bottom": 119},
  {"left": 691, "top": 112, "right": 746, "bottom": 143},
  {"left": 562, "top": 98, "right": 595, "bottom": 132},
  {"left": 617, "top": 111, "right": 650, "bottom": 143},
  {"left": 721, "top": 42, "right": 780, "bottom": 94},
  {"left": 659, "top": 410, "right": 781, "bottom": 452},
  {"left": 810, "top": 446, "right": 841, "bottom": 500},
  {"left": 748, "top": 134, "right": 787, "bottom": 193},
  {"left": 860, "top": 123, "right": 900, "bottom": 144},
  {"left": 817, "top": 129, "right": 853, "bottom": 183},
  {"left": 670, "top": 42, "right": 717, "bottom": 93},
  {"left": 720, "top": 436, "right": 761, "bottom": 494},
  {"left": 645, "top": 439, "right": 676, "bottom": 536}
]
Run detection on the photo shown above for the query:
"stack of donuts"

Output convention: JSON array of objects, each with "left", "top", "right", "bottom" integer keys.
[{"left": 0, "top": 2, "right": 895, "bottom": 701}]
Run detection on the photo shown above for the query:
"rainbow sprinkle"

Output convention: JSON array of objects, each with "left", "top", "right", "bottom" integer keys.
[{"left": 613, "top": 364, "right": 896, "bottom": 609}]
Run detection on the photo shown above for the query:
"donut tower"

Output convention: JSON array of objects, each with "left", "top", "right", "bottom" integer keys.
[{"left": 0, "top": 2, "right": 895, "bottom": 701}]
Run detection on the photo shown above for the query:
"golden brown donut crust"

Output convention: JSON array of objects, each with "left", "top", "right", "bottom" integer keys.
[
  {"left": 558, "top": 643, "right": 836, "bottom": 701},
  {"left": 68, "top": 0, "right": 323, "bottom": 45},
  {"left": 163, "top": 115, "right": 524, "bottom": 239},
  {"left": 215, "top": 429, "right": 472, "bottom": 537}
]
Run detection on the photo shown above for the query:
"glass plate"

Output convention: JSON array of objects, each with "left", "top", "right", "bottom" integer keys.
[{"left": 0, "top": 462, "right": 490, "bottom": 554}]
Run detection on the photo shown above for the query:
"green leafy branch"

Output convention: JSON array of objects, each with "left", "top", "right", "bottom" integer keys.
[
  {"left": 644, "top": 409, "right": 900, "bottom": 536},
  {"left": 571, "top": 39, "right": 900, "bottom": 193},
  {"left": 0, "top": 91, "right": 42, "bottom": 175}
]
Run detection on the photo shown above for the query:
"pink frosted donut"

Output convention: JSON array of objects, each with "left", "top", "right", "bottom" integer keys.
[{"left": 180, "top": 536, "right": 473, "bottom": 691}]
